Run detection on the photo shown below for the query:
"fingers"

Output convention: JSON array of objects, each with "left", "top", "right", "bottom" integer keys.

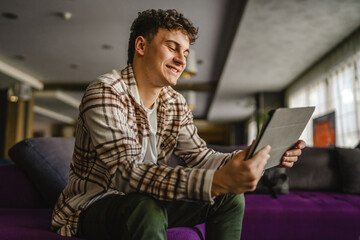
[
  {"left": 258, "top": 145, "right": 271, "bottom": 157},
  {"left": 284, "top": 148, "right": 301, "bottom": 157},
  {"left": 284, "top": 140, "right": 305, "bottom": 158},
  {"left": 282, "top": 156, "right": 298, "bottom": 162},
  {"left": 281, "top": 161, "right": 294, "bottom": 168},
  {"left": 253, "top": 145, "right": 271, "bottom": 159},
  {"left": 281, "top": 155, "right": 298, "bottom": 167},
  {"left": 233, "top": 141, "right": 258, "bottom": 161},
  {"left": 241, "top": 144, "right": 252, "bottom": 157},
  {"left": 252, "top": 145, "right": 271, "bottom": 168},
  {"left": 282, "top": 144, "right": 303, "bottom": 167},
  {"left": 295, "top": 140, "right": 306, "bottom": 149}
]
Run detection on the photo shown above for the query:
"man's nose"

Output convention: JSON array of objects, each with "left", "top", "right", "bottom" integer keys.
[{"left": 174, "top": 53, "right": 186, "bottom": 66}]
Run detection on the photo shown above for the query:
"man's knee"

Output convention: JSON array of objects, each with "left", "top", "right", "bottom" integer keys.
[
  {"left": 133, "top": 194, "right": 167, "bottom": 220},
  {"left": 127, "top": 193, "right": 168, "bottom": 230},
  {"left": 215, "top": 193, "right": 245, "bottom": 215},
  {"left": 227, "top": 193, "right": 245, "bottom": 210},
  {"left": 230, "top": 194, "right": 245, "bottom": 214}
]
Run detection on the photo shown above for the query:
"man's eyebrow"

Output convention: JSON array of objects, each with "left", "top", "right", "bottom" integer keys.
[{"left": 165, "top": 40, "right": 189, "bottom": 53}]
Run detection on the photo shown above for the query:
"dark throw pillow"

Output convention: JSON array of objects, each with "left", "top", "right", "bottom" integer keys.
[
  {"left": 252, "top": 167, "right": 289, "bottom": 198},
  {"left": 336, "top": 147, "right": 360, "bottom": 194},
  {"left": 8, "top": 137, "right": 75, "bottom": 207}
]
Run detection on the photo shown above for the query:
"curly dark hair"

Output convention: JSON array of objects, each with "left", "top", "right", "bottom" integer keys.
[{"left": 127, "top": 9, "right": 198, "bottom": 64}]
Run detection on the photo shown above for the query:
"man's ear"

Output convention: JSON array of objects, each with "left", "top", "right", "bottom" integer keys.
[{"left": 134, "top": 36, "right": 146, "bottom": 56}]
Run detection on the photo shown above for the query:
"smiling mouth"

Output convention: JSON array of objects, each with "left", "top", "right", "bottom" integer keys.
[{"left": 166, "top": 65, "right": 180, "bottom": 74}]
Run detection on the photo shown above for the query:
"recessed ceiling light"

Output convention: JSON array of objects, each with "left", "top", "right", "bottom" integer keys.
[
  {"left": 14, "top": 55, "right": 25, "bottom": 61},
  {"left": 102, "top": 44, "right": 113, "bottom": 50},
  {"left": 70, "top": 64, "right": 78, "bottom": 69},
  {"left": 56, "top": 12, "right": 72, "bottom": 20},
  {"left": 62, "top": 12, "right": 72, "bottom": 20},
  {"left": 2, "top": 12, "right": 18, "bottom": 20}
]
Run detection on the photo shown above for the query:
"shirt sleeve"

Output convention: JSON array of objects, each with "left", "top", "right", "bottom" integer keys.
[
  {"left": 81, "top": 81, "right": 219, "bottom": 203},
  {"left": 172, "top": 99, "right": 242, "bottom": 202}
]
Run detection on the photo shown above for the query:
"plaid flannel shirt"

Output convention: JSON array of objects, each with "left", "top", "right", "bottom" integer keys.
[{"left": 51, "top": 65, "right": 237, "bottom": 236}]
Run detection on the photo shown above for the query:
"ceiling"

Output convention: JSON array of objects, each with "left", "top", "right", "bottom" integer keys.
[{"left": 1, "top": 0, "right": 360, "bottom": 123}]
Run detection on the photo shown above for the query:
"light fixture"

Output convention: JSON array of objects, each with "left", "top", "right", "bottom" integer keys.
[
  {"left": 181, "top": 49, "right": 197, "bottom": 79},
  {"left": 0, "top": 59, "right": 43, "bottom": 90},
  {"left": 102, "top": 44, "right": 113, "bottom": 50},
  {"left": 57, "top": 12, "right": 72, "bottom": 20},
  {"left": 70, "top": 64, "right": 78, "bottom": 69},
  {"left": 7, "top": 83, "right": 32, "bottom": 102},
  {"left": 8, "top": 85, "right": 18, "bottom": 102},
  {"left": 14, "top": 55, "right": 25, "bottom": 61}
]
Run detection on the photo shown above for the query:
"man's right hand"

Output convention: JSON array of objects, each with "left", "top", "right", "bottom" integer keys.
[{"left": 211, "top": 145, "right": 271, "bottom": 197}]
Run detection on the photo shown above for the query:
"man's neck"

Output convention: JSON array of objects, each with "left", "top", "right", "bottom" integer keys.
[
  {"left": 137, "top": 84, "right": 161, "bottom": 109},
  {"left": 132, "top": 63, "right": 161, "bottom": 109}
]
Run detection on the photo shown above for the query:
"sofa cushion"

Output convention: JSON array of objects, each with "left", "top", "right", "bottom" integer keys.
[
  {"left": 0, "top": 208, "right": 53, "bottom": 229},
  {"left": 0, "top": 208, "right": 85, "bottom": 240},
  {"left": 0, "top": 208, "right": 204, "bottom": 240},
  {"left": 8, "top": 137, "right": 75, "bottom": 207},
  {"left": 0, "top": 164, "right": 45, "bottom": 208},
  {"left": 288, "top": 147, "right": 342, "bottom": 191},
  {"left": 0, "top": 228, "right": 84, "bottom": 240},
  {"left": 336, "top": 147, "right": 360, "bottom": 194},
  {"left": 242, "top": 191, "right": 360, "bottom": 240}
]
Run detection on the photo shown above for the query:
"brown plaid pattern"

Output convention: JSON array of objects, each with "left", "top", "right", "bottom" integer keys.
[{"left": 51, "top": 65, "right": 236, "bottom": 236}]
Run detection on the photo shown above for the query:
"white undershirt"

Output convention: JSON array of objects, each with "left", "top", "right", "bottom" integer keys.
[{"left": 142, "top": 102, "right": 158, "bottom": 165}]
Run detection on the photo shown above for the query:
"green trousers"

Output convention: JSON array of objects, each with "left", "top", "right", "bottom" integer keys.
[{"left": 77, "top": 192, "right": 245, "bottom": 240}]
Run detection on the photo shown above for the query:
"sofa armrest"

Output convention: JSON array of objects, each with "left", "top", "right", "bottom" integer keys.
[{"left": 0, "top": 164, "right": 46, "bottom": 208}]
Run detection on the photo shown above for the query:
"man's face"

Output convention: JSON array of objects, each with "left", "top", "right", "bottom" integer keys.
[{"left": 142, "top": 28, "right": 190, "bottom": 87}]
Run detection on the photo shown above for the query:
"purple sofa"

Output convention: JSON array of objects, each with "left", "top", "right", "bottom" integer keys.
[
  {"left": 2, "top": 138, "right": 360, "bottom": 240},
  {"left": 218, "top": 145, "right": 360, "bottom": 240}
]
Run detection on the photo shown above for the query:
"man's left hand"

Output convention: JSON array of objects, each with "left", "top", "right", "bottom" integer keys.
[{"left": 279, "top": 140, "right": 306, "bottom": 168}]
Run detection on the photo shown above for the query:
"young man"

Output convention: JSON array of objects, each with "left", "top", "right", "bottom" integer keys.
[{"left": 51, "top": 9, "right": 304, "bottom": 240}]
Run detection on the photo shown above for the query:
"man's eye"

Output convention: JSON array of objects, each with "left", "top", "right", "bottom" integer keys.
[{"left": 168, "top": 46, "right": 175, "bottom": 51}]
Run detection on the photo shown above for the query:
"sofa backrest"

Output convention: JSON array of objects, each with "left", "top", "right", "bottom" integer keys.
[
  {"left": 8, "top": 137, "right": 75, "bottom": 207},
  {"left": 334, "top": 147, "right": 360, "bottom": 194},
  {"left": 288, "top": 147, "right": 342, "bottom": 192}
]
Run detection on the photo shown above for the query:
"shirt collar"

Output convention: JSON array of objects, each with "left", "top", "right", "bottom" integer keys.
[{"left": 120, "top": 65, "right": 177, "bottom": 109}]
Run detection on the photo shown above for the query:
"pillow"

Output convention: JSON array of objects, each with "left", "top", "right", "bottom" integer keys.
[
  {"left": 252, "top": 168, "right": 289, "bottom": 197},
  {"left": 287, "top": 147, "right": 342, "bottom": 191},
  {"left": 335, "top": 147, "right": 360, "bottom": 194},
  {"left": 8, "top": 137, "right": 75, "bottom": 207}
]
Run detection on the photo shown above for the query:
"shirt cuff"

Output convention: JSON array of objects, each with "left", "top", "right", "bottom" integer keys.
[
  {"left": 187, "top": 168, "right": 216, "bottom": 204},
  {"left": 205, "top": 169, "right": 216, "bottom": 205}
]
